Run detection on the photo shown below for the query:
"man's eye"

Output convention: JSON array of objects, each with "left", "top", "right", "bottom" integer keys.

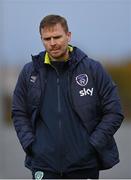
[
  {"left": 44, "top": 38, "right": 50, "bottom": 41},
  {"left": 54, "top": 36, "right": 61, "bottom": 39}
]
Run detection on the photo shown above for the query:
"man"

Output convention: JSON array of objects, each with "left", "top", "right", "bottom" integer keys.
[{"left": 12, "top": 14, "right": 124, "bottom": 179}]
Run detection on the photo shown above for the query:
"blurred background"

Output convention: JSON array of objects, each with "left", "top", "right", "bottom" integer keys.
[{"left": 0, "top": 0, "right": 131, "bottom": 178}]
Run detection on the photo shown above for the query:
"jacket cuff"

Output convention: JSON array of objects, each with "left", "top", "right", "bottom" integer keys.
[{"left": 23, "top": 138, "right": 35, "bottom": 155}]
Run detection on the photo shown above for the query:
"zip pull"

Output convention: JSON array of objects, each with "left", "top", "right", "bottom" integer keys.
[
  {"left": 44, "top": 78, "right": 48, "bottom": 85},
  {"left": 57, "top": 77, "right": 60, "bottom": 84},
  {"left": 67, "top": 72, "right": 75, "bottom": 109}
]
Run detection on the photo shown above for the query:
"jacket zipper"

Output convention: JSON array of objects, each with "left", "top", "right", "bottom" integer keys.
[
  {"left": 51, "top": 64, "right": 63, "bottom": 176},
  {"left": 57, "top": 77, "right": 63, "bottom": 176},
  {"left": 67, "top": 72, "right": 75, "bottom": 109},
  {"left": 57, "top": 77, "right": 61, "bottom": 113}
]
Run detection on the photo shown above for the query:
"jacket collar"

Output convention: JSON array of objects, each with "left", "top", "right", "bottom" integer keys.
[
  {"left": 44, "top": 45, "right": 73, "bottom": 65},
  {"left": 31, "top": 45, "right": 88, "bottom": 71}
]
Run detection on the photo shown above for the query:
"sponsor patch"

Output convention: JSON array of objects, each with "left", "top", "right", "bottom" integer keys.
[{"left": 79, "top": 88, "right": 94, "bottom": 96}]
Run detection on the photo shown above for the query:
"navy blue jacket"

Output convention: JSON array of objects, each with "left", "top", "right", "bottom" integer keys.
[{"left": 12, "top": 46, "right": 124, "bottom": 171}]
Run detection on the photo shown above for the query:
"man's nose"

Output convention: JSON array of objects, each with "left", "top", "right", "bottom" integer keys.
[{"left": 50, "top": 38, "right": 56, "bottom": 46}]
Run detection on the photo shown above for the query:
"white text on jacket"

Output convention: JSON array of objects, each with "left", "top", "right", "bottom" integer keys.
[{"left": 79, "top": 88, "right": 94, "bottom": 96}]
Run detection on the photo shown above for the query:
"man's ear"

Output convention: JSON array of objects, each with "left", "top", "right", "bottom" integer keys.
[{"left": 67, "top": 32, "right": 71, "bottom": 42}]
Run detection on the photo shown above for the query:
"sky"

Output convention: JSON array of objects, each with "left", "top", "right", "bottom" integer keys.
[{"left": 0, "top": 0, "right": 131, "bottom": 65}]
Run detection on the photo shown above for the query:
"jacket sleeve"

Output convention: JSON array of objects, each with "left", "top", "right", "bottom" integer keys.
[
  {"left": 12, "top": 65, "right": 35, "bottom": 154},
  {"left": 89, "top": 61, "right": 124, "bottom": 151}
]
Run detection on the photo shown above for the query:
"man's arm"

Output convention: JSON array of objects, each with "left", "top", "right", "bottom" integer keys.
[
  {"left": 89, "top": 61, "right": 124, "bottom": 151},
  {"left": 12, "top": 65, "right": 35, "bottom": 154}
]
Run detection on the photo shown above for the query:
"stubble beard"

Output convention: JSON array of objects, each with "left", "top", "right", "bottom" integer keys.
[{"left": 49, "top": 47, "right": 69, "bottom": 60}]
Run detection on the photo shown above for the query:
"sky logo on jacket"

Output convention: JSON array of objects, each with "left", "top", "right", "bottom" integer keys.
[
  {"left": 79, "top": 87, "right": 93, "bottom": 96},
  {"left": 76, "top": 74, "right": 94, "bottom": 97}
]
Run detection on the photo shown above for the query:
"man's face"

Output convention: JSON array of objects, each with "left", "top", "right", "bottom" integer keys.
[{"left": 40, "top": 23, "right": 71, "bottom": 60}]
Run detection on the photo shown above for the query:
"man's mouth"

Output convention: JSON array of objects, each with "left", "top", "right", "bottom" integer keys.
[{"left": 51, "top": 49, "right": 60, "bottom": 52}]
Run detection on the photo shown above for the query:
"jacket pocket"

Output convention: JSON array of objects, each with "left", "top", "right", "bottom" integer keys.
[
  {"left": 94, "top": 137, "right": 119, "bottom": 170},
  {"left": 86, "top": 131, "right": 98, "bottom": 155},
  {"left": 27, "top": 86, "right": 41, "bottom": 107},
  {"left": 74, "top": 102, "right": 101, "bottom": 135}
]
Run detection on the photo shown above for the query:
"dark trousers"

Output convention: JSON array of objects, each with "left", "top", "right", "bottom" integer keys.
[{"left": 32, "top": 168, "right": 99, "bottom": 179}]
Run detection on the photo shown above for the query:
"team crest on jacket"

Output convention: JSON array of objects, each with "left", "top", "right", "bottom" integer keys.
[{"left": 76, "top": 74, "right": 88, "bottom": 86}]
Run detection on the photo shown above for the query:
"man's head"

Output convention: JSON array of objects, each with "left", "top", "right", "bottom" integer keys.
[
  {"left": 39, "top": 14, "right": 71, "bottom": 61},
  {"left": 39, "top": 14, "right": 69, "bottom": 34}
]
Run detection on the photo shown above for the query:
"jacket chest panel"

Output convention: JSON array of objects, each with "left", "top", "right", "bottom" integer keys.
[
  {"left": 70, "top": 70, "right": 102, "bottom": 134},
  {"left": 71, "top": 71, "right": 100, "bottom": 108},
  {"left": 27, "top": 74, "right": 41, "bottom": 107}
]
